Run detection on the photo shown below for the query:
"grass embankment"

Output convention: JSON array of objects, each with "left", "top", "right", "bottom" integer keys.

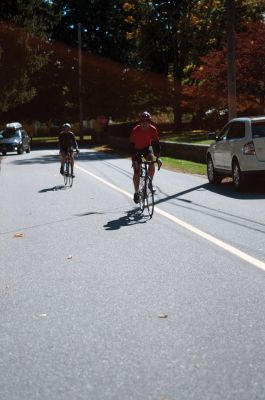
[
  {"left": 161, "top": 157, "right": 206, "bottom": 175},
  {"left": 160, "top": 129, "right": 212, "bottom": 144},
  {"left": 32, "top": 135, "right": 92, "bottom": 144},
  {"left": 153, "top": 129, "right": 209, "bottom": 175},
  {"left": 32, "top": 137, "right": 57, "bottom": 144},
  {"left": 93, "top": 145, "right": 207, "bottom": 176}
]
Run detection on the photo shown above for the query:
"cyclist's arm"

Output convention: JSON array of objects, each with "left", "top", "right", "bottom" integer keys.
[
  {"left": 129, "top": 128, "right": 137, "bottom": 159},
  {"left": 58, "top": 133, "right": 62, "bottom": 147},
  {"left": 71, "top": 133, "right": 79, "bottom": 151},
  {"left": 151, "top": 140, "right": 161, "bottom": 157},
  {"left": 129, "top": 141, "right": 135, "bottom": 154},
  {"left": 150, "top": 125, "right": 161, "bottom": 157},
  {"left": 130, "top": 143, "right": 138, "bottom": 162},
  {"left": 58, "top": 134, "right": 65, "bottom": 154}
]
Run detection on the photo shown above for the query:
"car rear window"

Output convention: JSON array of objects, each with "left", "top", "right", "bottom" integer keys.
[
  {"left": 252, "top": 121, "right": 265, "bottom": 138},
  {"left": 2, "top": 129, "right": 20, "bottom": 139}
]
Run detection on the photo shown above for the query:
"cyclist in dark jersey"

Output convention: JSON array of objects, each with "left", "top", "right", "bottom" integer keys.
[
  {"left": 58, "top": 123, "right": 79, "bottom": 177},
  {"left": 129, "top": 111, "right": 162, "bottom": 204}
]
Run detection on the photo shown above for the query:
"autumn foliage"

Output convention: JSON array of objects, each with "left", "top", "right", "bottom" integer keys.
[{"left": 184, "top": 20, "right": 265, "bottom": 115}]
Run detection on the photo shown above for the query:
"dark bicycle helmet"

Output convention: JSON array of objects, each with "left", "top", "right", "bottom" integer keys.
[
  {"left": 62, "top": 122, "right": 71, "bottom": 129},
  {"left": 139, "top": 111, "right": 152, "bottom": 122}
]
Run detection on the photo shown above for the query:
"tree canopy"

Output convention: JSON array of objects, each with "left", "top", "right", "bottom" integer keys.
[
  {"left": 0, "top": 1, "right": 59, "bottom": 117},
  {"left": 186, "top": 19, "right": 265, "bottom": 115},
  {"left": 1, "top": 0, "right": 265, "bottom": 125}
]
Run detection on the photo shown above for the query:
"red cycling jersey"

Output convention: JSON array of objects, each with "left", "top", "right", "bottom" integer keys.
[{"left": 130, "top": 124, "right": 159, "bottom": 150}]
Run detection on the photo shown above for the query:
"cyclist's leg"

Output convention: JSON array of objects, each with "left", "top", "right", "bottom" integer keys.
[
  {"left": 133, "top": 162, "right": 141, "bottom": 203},
  {"left": 133, "top": 162, "right": 140, "bottom": 191},
  {"left": 145, "top": 147, "right": 156, "bottom": 180},
  {"left": 133, "top": 152, "right": 142, "bottom": 191},
  {"left": 69, "top": 150, "right": 74, "bottom": 176},
  {"left": 60, "top": 150, "right": 66, "bottom": 173},
  {"left": 132, "top": 152, "right": 142, "bottom": 203}
]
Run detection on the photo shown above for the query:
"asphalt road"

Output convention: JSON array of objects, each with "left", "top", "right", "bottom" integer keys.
[{"left": 1, "top": 149, "right": 265, "bottom": 400}]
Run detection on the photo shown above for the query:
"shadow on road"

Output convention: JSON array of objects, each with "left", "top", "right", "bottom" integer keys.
[
  {"left": 76, "top": 212, "right": 104, "bottom": 217},
  {"left": 154, "top": 181, "right": 265, "bottom": 234},
  {"left": 12, "top": 149, "right": 125, "bottom": 165},
  {"left": 0, "top": 211, "right": 104, "bottom": 236},
  {"left": 13, "top": 153, "right": 59, "bottom": 165},
  {"left": 206, "top": 180, "right": 265, "bottom": 198},
  {"left": 39, "top": 185, "right": 66, "bottom": 192},
  {"left": 104, "top": 208, "right": 149, "bottom": 230},
  {"left": 155, "top": 180, "right": 265, "bottom": 207}
]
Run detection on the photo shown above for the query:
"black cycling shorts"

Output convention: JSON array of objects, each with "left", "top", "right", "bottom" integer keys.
[
  {"left": 60, "top": 147, "right": 74, "bottom": 155},
  {"left": 134, "top": 146, "right": 154, "bottom": 163}
]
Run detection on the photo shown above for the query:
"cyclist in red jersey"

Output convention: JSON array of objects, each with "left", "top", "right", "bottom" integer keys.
[{"left": 129, "top": 111, "right": 162, "bottom": 204}]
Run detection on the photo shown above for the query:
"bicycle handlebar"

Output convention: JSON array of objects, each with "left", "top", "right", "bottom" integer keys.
[{"left": 139, "top": 159, "right": 162, "bottom": 170}]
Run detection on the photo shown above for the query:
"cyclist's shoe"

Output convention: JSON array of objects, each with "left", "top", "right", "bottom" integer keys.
[
  {"left": 60, "top": 166, "right": 64, "bottom": 175},
  {"left": 133, "top": 192, "right": 139, "bottom": 204},
  {"left": 71, "top": 173, "right": 75, "bottom": 178}
]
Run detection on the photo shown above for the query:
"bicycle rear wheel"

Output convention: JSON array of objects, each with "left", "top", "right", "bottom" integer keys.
[{"left": 146, "top": 176, "right": 154, "bottom": 218}]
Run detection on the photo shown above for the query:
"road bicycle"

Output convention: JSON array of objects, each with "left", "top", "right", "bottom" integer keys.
[
  {"left": 138, "top": 159, "right": 161, "bottom": 218},
  {"left": 63, "top": 150, "right": 78, "bottom": 187}
]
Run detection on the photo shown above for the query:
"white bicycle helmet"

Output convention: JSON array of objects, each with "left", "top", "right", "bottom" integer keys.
[{"left": 62, "top": 123, "right": 71, "bottom": 129}]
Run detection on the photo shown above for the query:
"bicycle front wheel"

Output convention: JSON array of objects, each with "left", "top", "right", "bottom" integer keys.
[
  {"left": 146, "top": 177, "right": 154, "bottom": 218},
  {"left": 68, "top": 174, "right": 73, "bottom": 187},
  {"left": 64, "top": 162, "right": 71, "bottom": 186}
]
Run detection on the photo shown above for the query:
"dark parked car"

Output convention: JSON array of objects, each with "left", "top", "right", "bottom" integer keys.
[{"left": 0, "top": 122, "right": 31, "bottom": 155}]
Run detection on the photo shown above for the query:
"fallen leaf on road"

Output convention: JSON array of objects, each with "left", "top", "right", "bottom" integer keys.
[
  {"left": 35, "top": 313, "right": 47, "bottom": 319},
  {"left": 14, "top": 233, "right": 23, "bottom": 238}
]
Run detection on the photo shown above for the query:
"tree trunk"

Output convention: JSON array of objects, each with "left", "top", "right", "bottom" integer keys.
[
  {"left": 171, "top": 3, "right": 182, "bottom": 132},
  {"left": 227, "top": 0, "right": 237, "bottom": 120}
]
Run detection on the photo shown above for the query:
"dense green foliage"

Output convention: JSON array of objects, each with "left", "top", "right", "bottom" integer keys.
[{"left": 0, "top": 1, "right": 59, "bottom": 117}]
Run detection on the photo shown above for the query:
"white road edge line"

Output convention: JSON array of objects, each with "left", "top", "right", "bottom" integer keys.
[{"left": 76, "top": 163, "right": 265, "bottom": 273}]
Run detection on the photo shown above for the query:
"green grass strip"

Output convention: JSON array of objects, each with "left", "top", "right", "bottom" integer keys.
[{"left": 161, "top": 157, "right": 206, "bottom": 176}]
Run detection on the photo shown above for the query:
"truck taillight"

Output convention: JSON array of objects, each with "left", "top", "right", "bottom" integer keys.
[{"left": 243, "top": 141, "right": 256, "bottom": 155}]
